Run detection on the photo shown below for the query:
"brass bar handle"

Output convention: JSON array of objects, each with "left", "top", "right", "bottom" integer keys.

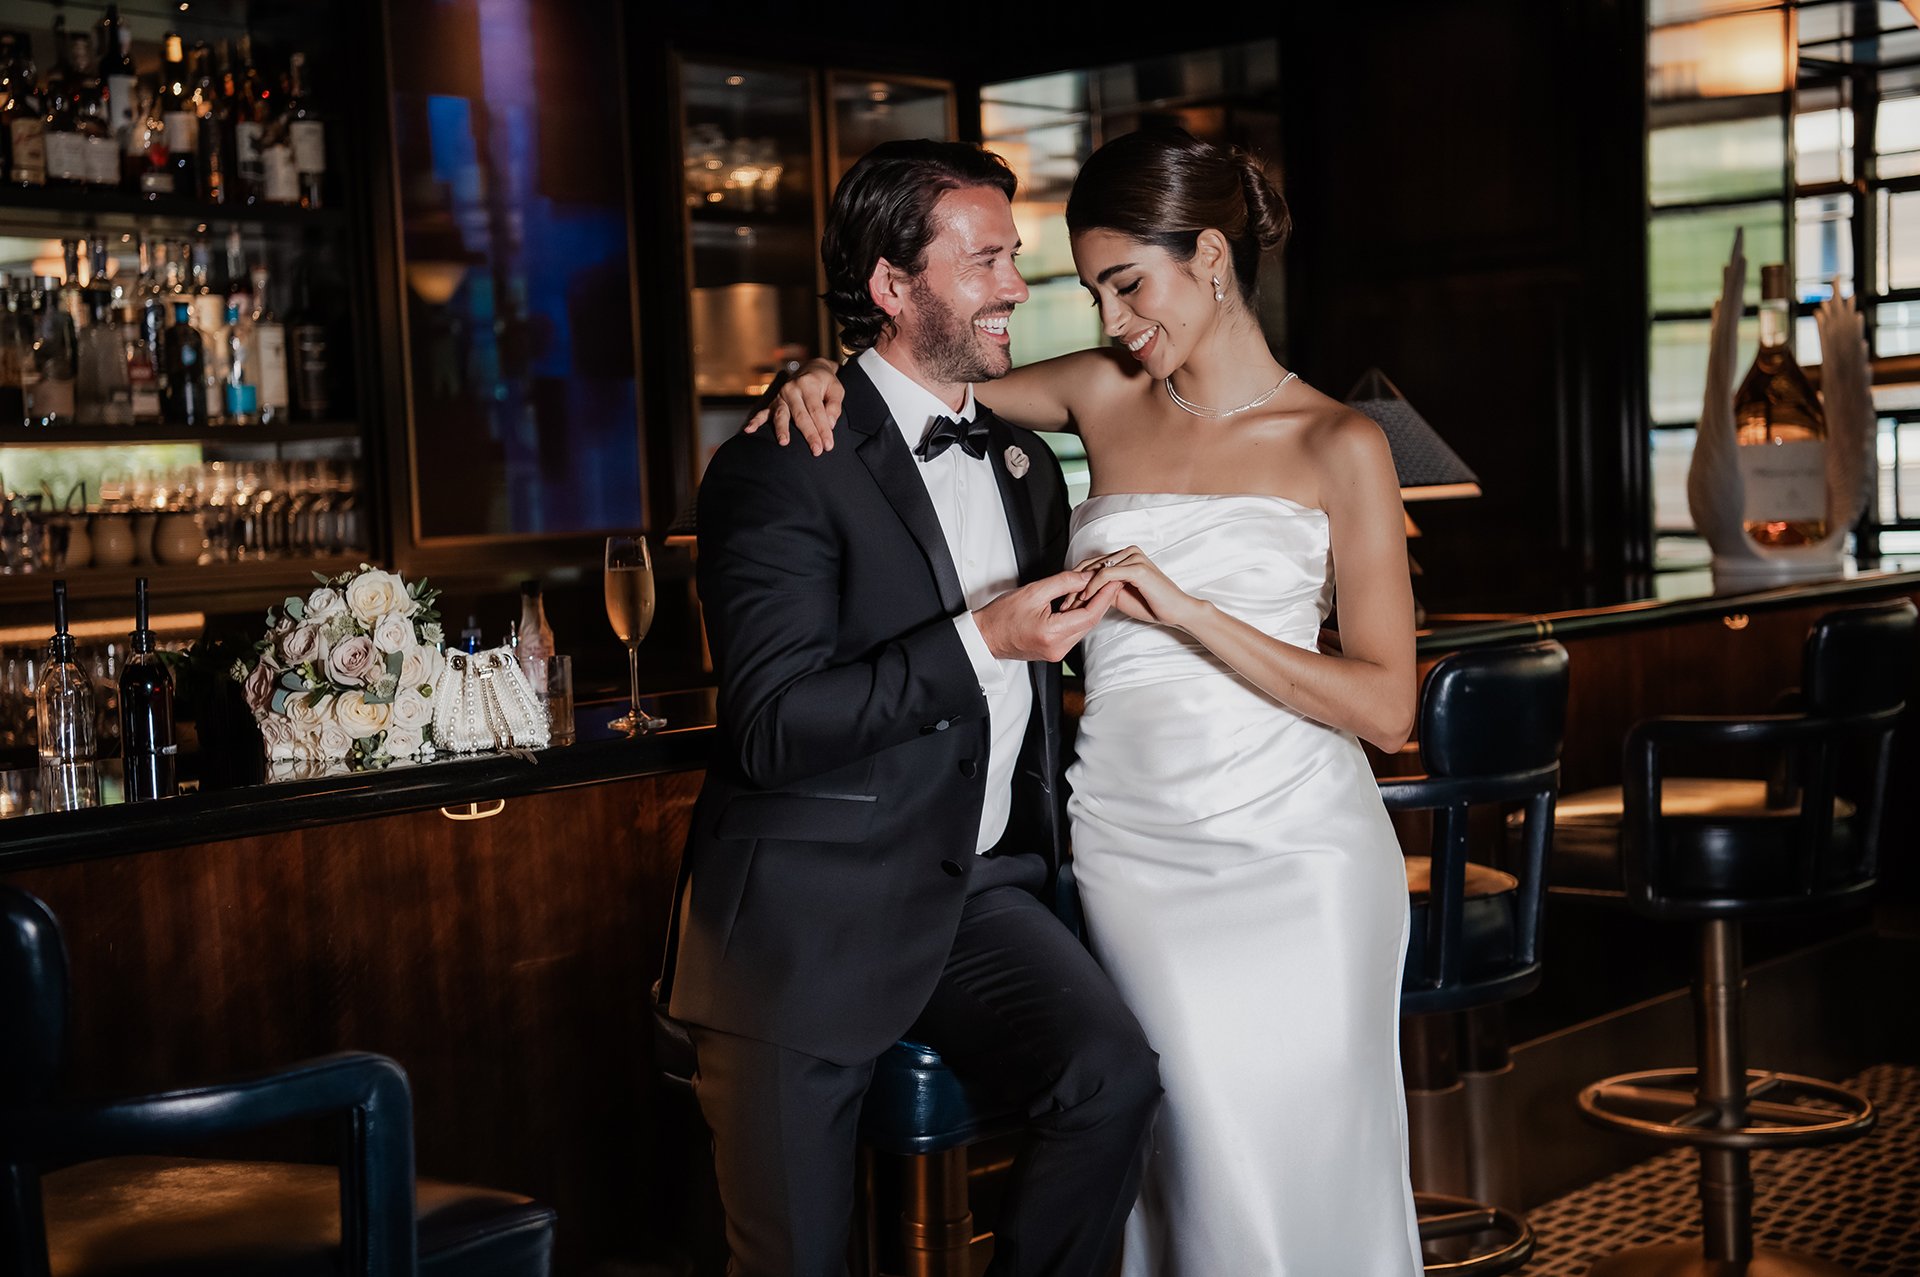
[{"left": 440, "top": 799, "right": 506, "bottom": 821}]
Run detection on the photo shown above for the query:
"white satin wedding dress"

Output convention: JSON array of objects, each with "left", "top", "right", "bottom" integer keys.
[{"left": 1066, "top": 492, "right": 1422, "bottom": 1277}]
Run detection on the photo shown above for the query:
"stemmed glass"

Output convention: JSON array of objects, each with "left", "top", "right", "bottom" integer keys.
[{"left": 605, "top": 535, "right": 666, "bottom": 734}]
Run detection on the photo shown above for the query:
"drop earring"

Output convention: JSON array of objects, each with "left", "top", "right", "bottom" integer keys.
[{"left": 1212, "top": 276, "right": 1224, "bottom": 302}]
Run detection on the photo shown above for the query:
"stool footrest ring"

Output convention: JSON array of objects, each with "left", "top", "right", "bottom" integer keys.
[
  {"left": 1414, "top": 1192, "right": 1533, "bottom": 1277},
  {"left": 1578, "top": 1067, "right": 1874, "bottom": 1149}
]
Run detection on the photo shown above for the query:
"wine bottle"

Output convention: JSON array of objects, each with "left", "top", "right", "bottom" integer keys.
[
  {"left": 77, "top": 292, "right": 131, "bottom": 424},
  {"left": 1733, "top": 264, "right": 1829, "bottom": 548},
  {"left": 249, "top": 262, "right": 288, "bottom": 423},
  {"left": 227, "top": 34, "right": 265, "bottom": 204},
  {"left": 123, "top": 297, "right": 160, "bottom": 424},
  {"left": 70, "top": 33, "right": 116, "bottom": 189},
  {"left": 119, "top": 577, "right": 178, "bottom": 802},
  {"left": 160, "top": 299, "right": 206, "bottom": 426},
  {"left": 288, "top": 254, "right": 329, "bottom": 419},
  {"left": 517, "top": 579, "right": 556, "bottom": 691},
  {"left": 96, "top": 6, "right": 135, "bottom": 152},
  {"left": 40, "top": 35, "right": 84, "bottom": 188},
  {"left": 37, "top": 579, "right": 97, "bottom": 764},
  {"left": 30, "top": 271, "right": 76, "bottom": 426},
  {"left": 286, "top": 51, "right": 323, "bottom": 209},
  {"left": 2, "top": 33, "right": 44, "bottom": 187},
  {"left": 190, "top": 41, "right": 226, "bottom": 204},
  {"left": 159, "top": 33, "right": 195, "bottom": 197}
]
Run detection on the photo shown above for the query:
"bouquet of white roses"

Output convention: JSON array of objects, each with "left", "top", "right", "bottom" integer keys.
[{"left": 235, "top": 564, "right": 445, "bottom": 765}]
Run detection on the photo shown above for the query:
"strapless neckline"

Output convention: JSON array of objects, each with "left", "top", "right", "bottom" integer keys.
[{"left": 1075, "top": 491, "right": 1328, "bottom": 522}]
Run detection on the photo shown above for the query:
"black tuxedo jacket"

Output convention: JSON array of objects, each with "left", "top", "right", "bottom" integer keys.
[{"left": 663, "top": 361, "right": 1073, "bottom": 1066}]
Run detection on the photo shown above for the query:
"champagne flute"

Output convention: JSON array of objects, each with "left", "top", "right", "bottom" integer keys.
[{"left": 605, "top": 535, "right": 666, "bottom": 734}]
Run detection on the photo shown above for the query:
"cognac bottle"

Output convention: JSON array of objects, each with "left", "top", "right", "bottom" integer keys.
[{"left": 1733, "top": 264, "right": 1828, "bottom": 548}]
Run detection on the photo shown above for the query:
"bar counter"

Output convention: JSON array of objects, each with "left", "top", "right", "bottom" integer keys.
[{"left": 3, "top": 567, "right": 1919, "bottom": 1273}]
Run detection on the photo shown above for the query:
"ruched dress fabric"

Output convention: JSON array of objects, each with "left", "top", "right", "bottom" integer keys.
[{"left": 1065, "top": 493, "right": 1421, "bottom": 1277}]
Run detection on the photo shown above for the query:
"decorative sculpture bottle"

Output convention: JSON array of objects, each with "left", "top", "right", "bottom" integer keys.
[{"left": 1733, "top": 264, "right": 1828, "bottom": 548}]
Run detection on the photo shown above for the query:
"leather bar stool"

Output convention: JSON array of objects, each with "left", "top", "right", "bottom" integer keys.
[
  {"left": 1563, "top": 599, "right": 1916, "bottom": 1277},
  {"left": 1383, "top": 640, "right": 1570, "bottom": 1277},
  {"left": 0, "top": 887, "right": 556, "bottom": 1277},
  {"left": 653, "top": 865, "right": 1088, "bottom": 1277}
]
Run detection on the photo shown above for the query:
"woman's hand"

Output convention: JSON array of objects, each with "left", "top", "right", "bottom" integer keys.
[
  {"left": 742, "top": 359, "right": 844, "bottom": 455},
  {"left": 1068, "top": 546, "right": 1207, "bottom": 631}
]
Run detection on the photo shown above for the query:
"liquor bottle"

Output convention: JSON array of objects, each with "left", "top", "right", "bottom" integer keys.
[
  {"left": 126, "top": 76, "right": 171, "bottom": 197},
  {"left": 123, "top": 298, "right": 160, "bottom": 423},
  {"left": 286, "top": 51, "right": 323, "bottom": 209},
  {"left": 1733, "top": 264, "right": 1830, "bottom": 548},
  {"left": 226, "top": 34, "right": 265, "bottom": 204},
  {"left": 96, "top": 6, "right": 135, "bottom": 151},
  {"left": 70, "top": 33, "right": 116, "bottom": 189},
  {"left": 119, "top": 578, "right": 178, "bottom": 802},
  {"left": 222, "top": 300, "right": 256, "bottom": 422},
  {"left": 11, "top": 279, "right": 42, "bottom": 423},
  {"left": 37, "top": 579, "right": 96, "bottom": 764},
  {"left": 160, "top": 299, "right": 206, "bottom": 426},
  {"left": 159, "top": 33, "right": 195, "bottom": 197},
  {"left": 187, "top": 237, "right": 228, "bottom": 418},
  {"left": 259, "top": 79, "right": 296, "bottom": 206},
  {"left": 40, "top": 39, "right": 84, "bottom": 188},
  {"left": 189, "top": 41, "right": 226, "bottom": 204},
  {"left": 287, "top": 255, "right": 329, "bottom": 418},
  {"left": 0, "top": 277, "right": 29, "bottom": 425},
  {"left": 517, "top": 579, "right": 556, "bottom": 691},
  {"left": 2, "top": 33, "right": 43, "bottom": 187},
  {"left": 30, "top": 272, "right": 76, "bottom": 426},
  {"left": 249, "top": 262, "right": 287, "bottom": 422},
  {"left": 77, "top": 293, "right": 131, "bottom": 423}
]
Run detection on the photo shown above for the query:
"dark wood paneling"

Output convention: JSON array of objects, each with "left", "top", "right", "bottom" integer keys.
[{"left": 5, "top": 770, "right": 703, "bottom": 1274}]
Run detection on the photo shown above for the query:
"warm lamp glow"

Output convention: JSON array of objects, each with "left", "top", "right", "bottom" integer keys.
[{"left": 406, "top": 261, "right": 467, "bottom": 306}]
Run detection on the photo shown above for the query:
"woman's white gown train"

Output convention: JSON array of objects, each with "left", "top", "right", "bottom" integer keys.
[{"left": 1066, "top": 492, "right": 1422, "bottom": 1277}]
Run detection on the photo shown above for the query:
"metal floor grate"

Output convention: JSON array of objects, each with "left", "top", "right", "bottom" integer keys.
[{"left": 1524, "top": 1063, "right": 1920, "bottom": 1275}]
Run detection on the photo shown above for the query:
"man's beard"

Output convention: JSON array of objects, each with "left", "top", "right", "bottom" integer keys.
[{"left": 907, "top": 275, "right": 1013, "bottom": 384}]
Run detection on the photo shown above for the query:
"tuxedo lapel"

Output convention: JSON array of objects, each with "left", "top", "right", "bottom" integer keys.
[
  {"left": 984, "top": 412, "right": 1042, "bottom": 584},
  {"left": 841, "top": 364, "right": 968, "bottom": 616}
]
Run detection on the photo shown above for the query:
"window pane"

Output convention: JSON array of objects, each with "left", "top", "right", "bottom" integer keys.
[
  {"left": 1652, "top": 427, "right": 1699, "bottom": 532},
  {"left": 1011, "top": 276, "right": 1101, "bottom": 368},
  {"left": 1794, "top": 103, "right": 1853, "bottom": 186},
  {"left": 1878, "top": 188, "right": 1920, "bottom": 290},
  {"left": 1651, "top": 315, "right": 1761, "bottom": 423},
  {"left": 1876, "top": 90, "right": 1920, "bottom": 178},
  {"left": 1649, "top": 116, "right": 1784, "bottom": 205},
  {"left": 981, "top": 72, "right": 1089, "bottom": 138},
  {"left": 1649, "top": 203, "right": 1784, "bottom": 312},
  {"left": 1795, "top": 194, "right": 1853, "bottom": 299},
  {"left": 1650, "top": 11, "right": 1791, "bottom": 102},
  {"left": 1796, "top": 313, "right": 1823, "bottom": 365}
]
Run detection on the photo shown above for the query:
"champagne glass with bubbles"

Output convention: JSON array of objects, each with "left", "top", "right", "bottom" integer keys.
[{"left": 605, "top": 535, "right": 666, "bottom": 734}]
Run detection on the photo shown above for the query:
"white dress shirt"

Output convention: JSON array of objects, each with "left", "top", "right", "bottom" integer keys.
[{"left": 858, "top": 347, "right": 1031, "bottom": 855}]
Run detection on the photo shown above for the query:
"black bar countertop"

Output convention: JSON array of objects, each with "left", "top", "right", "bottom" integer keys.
[
  {"left": 7, "top": 563, "right": 1919, "bottom": 873},
  {"left": 0, "top": 688, "right": 718, "bottom": 872}
]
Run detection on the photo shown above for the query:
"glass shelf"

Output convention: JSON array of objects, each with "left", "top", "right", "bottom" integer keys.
[{"left": 0, "top": 421, "right": 361, "bottom": 447}]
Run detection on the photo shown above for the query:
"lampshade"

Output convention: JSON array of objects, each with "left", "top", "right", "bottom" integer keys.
[{"left": 1345, "top": 368, "right": 1481, "bottom": 502}]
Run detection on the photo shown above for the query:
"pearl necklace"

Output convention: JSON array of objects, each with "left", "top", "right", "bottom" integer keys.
[{"left": 1164, "top": 369, "right": 1297, "bottom": 419}]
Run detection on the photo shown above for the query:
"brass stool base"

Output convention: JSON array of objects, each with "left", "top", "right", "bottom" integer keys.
[
  {"left": 1415, "top": 1191, "right": 1533, "bottom": 1276},
  {"left": 1579, "top": 1068, "right": 1875, "bottom": 1149},
  {"left": 1588, "top": 1241, "right": 1861, "bottom": 1277}
]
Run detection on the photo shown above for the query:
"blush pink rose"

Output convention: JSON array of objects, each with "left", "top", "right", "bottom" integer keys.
[{"left": 325, "top": 634, "right": 380, "bottom": 687}]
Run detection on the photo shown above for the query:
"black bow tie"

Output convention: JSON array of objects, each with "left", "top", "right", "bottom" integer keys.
[{"left": 915, "top": 415, "right": 990, "bottom": 462}]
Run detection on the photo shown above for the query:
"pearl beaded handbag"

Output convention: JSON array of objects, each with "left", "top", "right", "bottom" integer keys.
[{"left": 430, "top": 646, "right": 550, "bottom": 754}]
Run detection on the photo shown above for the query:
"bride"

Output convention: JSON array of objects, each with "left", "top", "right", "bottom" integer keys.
[{"left": 754, "top": 127, "right": 1421, "bottom": 1276}]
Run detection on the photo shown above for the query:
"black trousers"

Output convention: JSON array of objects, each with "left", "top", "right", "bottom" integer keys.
[{"left": 689, "top": 852, "right": 1161, "bottom": 1277}]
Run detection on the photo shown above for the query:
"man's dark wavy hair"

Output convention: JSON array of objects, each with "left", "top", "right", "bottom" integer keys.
[{"left": 821, "top": 140, "right": 1018, "bottom": 353}]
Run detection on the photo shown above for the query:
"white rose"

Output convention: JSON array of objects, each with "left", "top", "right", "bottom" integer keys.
[
  {"left": 390, "top": 686, "right": 433, "bottom": 730},
  {"left": 400, "top": 642, "right": 444, "bottom": 692},
  {"left": 334, "top": 690, "right": 392, "bottom": 739},
  {"left": 318, "top": 718, "right": 355, "bottom": 757},
  {"left": 346, "top": 569, "right": 417, "bottom": 626},
  {"left": 326, "top": 634, "right": 381, "bottom": 687},
  {"left": 280, "top": 622, "right": 328, "bottom": 666},
  {"left": 382, "top": 724, "right": 425, "bottom": 758},
  {"left": 305, "top": 588, "right": 347, "bottom": 622},
  {"left": 258, "top": 714, "right": 295, "bottom": 756},
  {"left": 285, "top": 691, "right": 332, "bottom": 734},
  {"left": 372, "top": 611, "right": 414, "bottom": 655}
]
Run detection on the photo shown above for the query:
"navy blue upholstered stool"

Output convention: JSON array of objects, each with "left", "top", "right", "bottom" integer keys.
[
  {"left": 1382, "top": 640, "right": 1569, "bottom": 1277},
  {"left": 654, "top": 865, "right": 1086, "bottom": 1277},
  {"left": 0, "top": 887, "right": 555, "bottom": 1277},
  {"left": 1569, "top": 600, "right": 1916, "bottom": 1277}
]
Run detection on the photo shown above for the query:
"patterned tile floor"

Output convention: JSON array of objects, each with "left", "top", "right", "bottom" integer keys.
[{"left": 1524, "top": 1063, "right": 1920, "bottom": 1275}]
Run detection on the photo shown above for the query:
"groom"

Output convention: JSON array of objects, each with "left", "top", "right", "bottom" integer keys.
[{"left": 664, "top": 139, "right": 1161, "bottom": 1275}]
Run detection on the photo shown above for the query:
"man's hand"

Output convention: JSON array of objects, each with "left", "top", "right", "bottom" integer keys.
[{"left": 973, "top": 571, "right": 1122, "bottom": 663}]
